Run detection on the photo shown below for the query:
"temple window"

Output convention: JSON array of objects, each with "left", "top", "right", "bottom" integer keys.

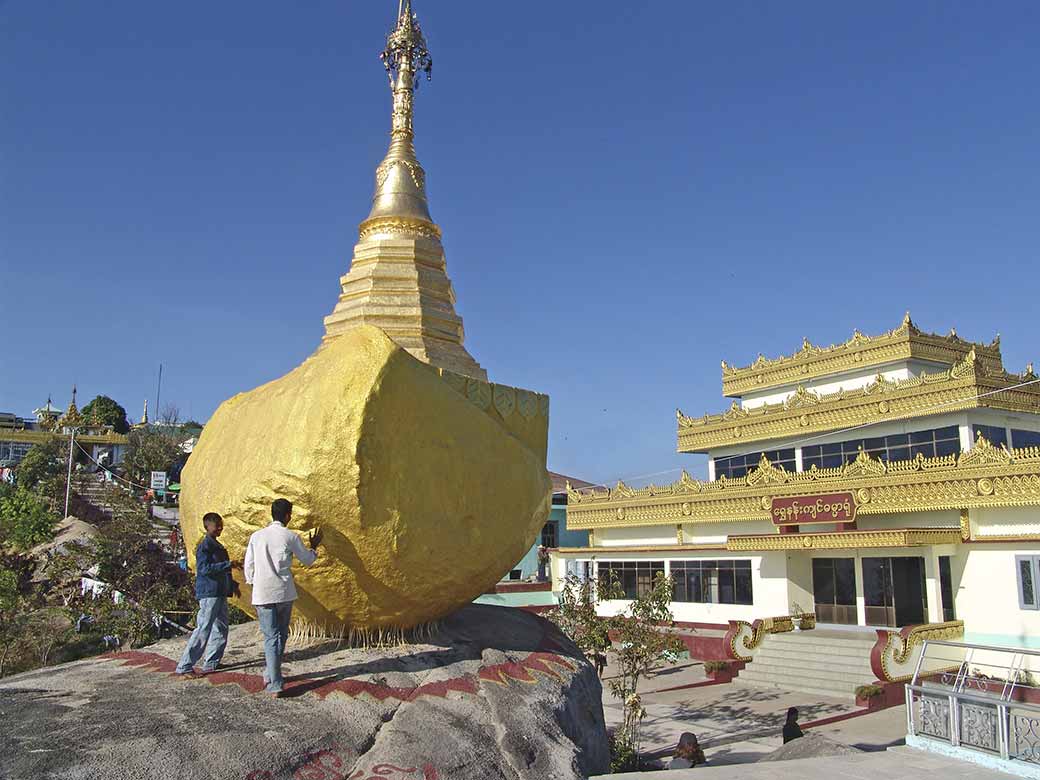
[
  {"left": 1011, "top": 429, "right": 1040, "bottom": 449},
  {"left": 1017, "top": 556, "right": 1040, "bottom": 610},
  {"left": 715, "top": 449, "right": 795, "bottom": 479},
  {"left": 670, "top": 560, "right": 753, "bottom": 605},
  {"left": 598, "top": 561, "right": 665, "bottom": 600},
  {"left": 973, "top": 424, "right": 1009, "bottom": 448},
  {"left": 802, "top": 426, "right": 960, "bottom": 470}
]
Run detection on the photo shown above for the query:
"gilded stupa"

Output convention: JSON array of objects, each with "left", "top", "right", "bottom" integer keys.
[
  {"left": 323, "top": 0, "right": 486, "bottom": 381},
  {"left": 181, "top": 1, "right": 550, "bottom": 635}
]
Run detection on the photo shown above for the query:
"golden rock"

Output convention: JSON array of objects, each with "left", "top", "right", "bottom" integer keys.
[{"left": 180, "top": 326, "right": 550, "bottom": 631}]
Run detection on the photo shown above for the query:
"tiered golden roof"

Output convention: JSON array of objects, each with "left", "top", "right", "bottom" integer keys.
[
  {"left": 678, "top": 347, "right": 1040, "bottom": 452},
  {"left": 566, "top": 435, "right": 1040, "bottom": 531},
  {"left": 720, "top": 314, "right": 1002, "bottom": 397}
]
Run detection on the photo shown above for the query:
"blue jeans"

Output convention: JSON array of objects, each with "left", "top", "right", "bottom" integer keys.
[
  {"left": 256, "top": 601, "right": 293, "bottom": 692},
  {"left": 176, "top": 597, "right": 229, "bottom": 674}
]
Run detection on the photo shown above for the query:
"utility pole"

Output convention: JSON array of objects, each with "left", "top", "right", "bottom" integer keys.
[
  {"left": 64, "top": 427, "right": 76, "bottom": 518},
  {"left": 155, "top": 363, "right": 163, "bottom": 421}
]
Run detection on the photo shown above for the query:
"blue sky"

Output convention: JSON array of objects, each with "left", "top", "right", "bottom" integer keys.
[{"left": 2, "top": 1, "right": 1038, "bottom": 487}]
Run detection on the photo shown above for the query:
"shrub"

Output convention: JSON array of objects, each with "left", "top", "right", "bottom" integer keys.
[{"left": 855, "top": 683, "right": 884, "bottom": 699}]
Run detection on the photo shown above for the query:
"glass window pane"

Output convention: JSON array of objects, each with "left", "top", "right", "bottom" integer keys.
[
  {"left": 935, "top": 426, "right": 959, "bottom": 440},
  {"left": 718, "top": 569, "right": 736, "bottom": 604},
  {"left": 886, "top": 446, "right": 909, "bottom": 462},
  {"left": 822, "top": 454, "right": 843, "bottom": 469},
  {"left": 910, "top": 443, "right": 934, "bottom": 458},
  {"left": 1020, "top": 558, "right": 1036, "bottom": 609},
  {"left": 822, "top": 443, "right": 842, "bottom": 455},
  {"left": 864, "top": 437, "right": 885, "bottom": 450},
  {"left": 1013, "top": 430, "right": 1040, "bottom": 449},
  {"left": 935, "top": 439, "right": 960, "bottom": 457},
  {"left": 910, "top": 430, "right": 934, "bottom": 444},
  {"left": 803, "top": 445, "right": 822, "bottom": 458},
  {"left": 885, "top": 433, "right": 909, "bottom": 447},
  {"left": 835, "top": 559, "right": 856, "bottom": 605},
  {"left": 736, "top": 569, "right": 753, "bottom": 604}
]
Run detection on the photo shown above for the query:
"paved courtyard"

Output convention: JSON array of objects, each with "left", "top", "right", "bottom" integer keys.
[{"left": 599, "top": 653, "right": 906, "bottom": 766}]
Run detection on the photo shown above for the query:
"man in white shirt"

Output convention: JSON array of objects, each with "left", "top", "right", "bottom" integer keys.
[{"left": 244, "top": 497, "right": 322, "bottom": 696}]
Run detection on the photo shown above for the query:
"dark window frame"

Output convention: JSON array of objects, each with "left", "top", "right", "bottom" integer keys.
[{"left": 671, "top": 559, "right": 753, "bottom": 605}]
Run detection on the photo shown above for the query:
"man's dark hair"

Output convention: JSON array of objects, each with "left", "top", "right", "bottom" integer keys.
[
  {"left": 202, "top": 512, "right": 222, "bottom": 529},
  {"left": 272, "top": 498, "right": 293, "bottom": 524}
]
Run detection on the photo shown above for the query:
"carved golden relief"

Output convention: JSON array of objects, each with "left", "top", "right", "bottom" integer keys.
[
  {"left": 719, "top": 314, "right": 1004, "bottom": 396},
  {"left": 875, "top": 620, "right": 965, "bottom": 683},
  {"left": 725, "top": 528, "right": 962, "bottom": 552},
  {"left": 357, "top": 216, "right": 443, "bottom": 242},
  {"left": 566, "top": 445, "right": 1040, "bottom": 530},
  {"left": 678, "top": 349, "right": 1040, "bottom": 452}
]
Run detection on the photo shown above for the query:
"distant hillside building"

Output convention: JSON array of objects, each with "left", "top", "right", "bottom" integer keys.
[{"left": 503, "top": 471, "right": 595, "bottom": 581}]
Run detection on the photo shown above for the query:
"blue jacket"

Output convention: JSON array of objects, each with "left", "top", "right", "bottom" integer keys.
[{"left": 194, "top": 534, "right": 233, "bottom": 599}]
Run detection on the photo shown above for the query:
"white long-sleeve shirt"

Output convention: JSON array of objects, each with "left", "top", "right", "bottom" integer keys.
[{"left": 244, "top": 521, "right": 318, "bottom": 605}]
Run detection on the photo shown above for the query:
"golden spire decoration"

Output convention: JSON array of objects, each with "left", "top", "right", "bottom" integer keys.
[
  {"left": 322, "top": 0, "right": 486, "bottom": 380},
  {"left": 366, "top": 0, "right": 435, "bottom": 225}
]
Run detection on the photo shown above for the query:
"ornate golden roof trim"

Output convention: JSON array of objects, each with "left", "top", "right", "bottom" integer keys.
[
  {"left": 720, "top": 314, "right": 1003, "bottom": 396},
  {"left": 358, "top": 216, "right": 442, "bottom": 242},
  {"left": 679, "top": 349, "right": 1040, "bottom": 452},
  {"left": 555, "top": 544, "right": 727, "bottom": 555},
  {"left": 725, "top": 528, "right": 961, "bottom": 552},
  {"left": 567, "top": 438, "right": 1040, "bottom": 530},
  {"left": 0, "top": 429, "right": 130, "bottom": 445}
]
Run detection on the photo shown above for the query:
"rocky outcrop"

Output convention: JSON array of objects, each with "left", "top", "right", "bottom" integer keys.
[{"left": 0, "top": 604, "right": 609, "bottom": 780}]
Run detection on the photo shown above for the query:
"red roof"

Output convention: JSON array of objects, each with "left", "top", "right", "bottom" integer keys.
[{"left": 549, "top": 471, "right": 596, "bottom": 494}]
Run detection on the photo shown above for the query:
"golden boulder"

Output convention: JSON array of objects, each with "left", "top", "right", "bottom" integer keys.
[{"left": 180, "top": 325, "right": 550, "bottom": 631}]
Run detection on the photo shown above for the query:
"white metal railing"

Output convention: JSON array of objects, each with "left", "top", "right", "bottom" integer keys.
[{"left": 906, "top": 639, "right": 1040, "bottom": 767}]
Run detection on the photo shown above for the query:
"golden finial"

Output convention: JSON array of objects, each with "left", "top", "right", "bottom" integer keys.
[
  {"left": 902, "top": 310, "right": 912, "bottom": 326},
  {"left": 365, "top": 0, "right": 435, "bottom": 226},
  {"left": 949, "top": 327, "right": 958, "bottom": 338},
  {"left": 1027, "top": 362, "right": 1035, "bottom": 376},
  {"left": 802, "top": 337, "right": 812, "bottom": 350}
]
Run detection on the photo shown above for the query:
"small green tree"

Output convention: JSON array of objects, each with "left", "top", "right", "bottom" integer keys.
[
  {"left": 81, "top": 396, "right": 130, "bottom": 434},
  {"left": 120, "top": 428, "right": 184, "bottom": 488},
  {"left": 548, "top": 569, "right": 684, "bottom": 773},
  {"left": 14, "top": 438, "right": 70, "bottom": 507},
  {"left": 0, "top": 566, "right": 31, "bottom": 677},
  {"left": 0, "top": 485, "right": 58, "bottom": 550}
]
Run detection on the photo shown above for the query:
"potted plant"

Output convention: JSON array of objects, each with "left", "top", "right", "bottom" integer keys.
[
  {"left": 703, "top": 660, "right": 733, "bottom": 682},
  {"left": 855, "top": 683, "right": 885, "bottom": 710}
]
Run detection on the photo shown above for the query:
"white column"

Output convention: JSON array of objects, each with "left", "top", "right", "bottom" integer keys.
[
  {"left": 707, "top": 457, "right": 716, "bottom": 482},
  {"left": 855, "top": 554, "right": 867, "bottom": 626},
  {"left": 924, "top": 552, "right": 942, "bottom": 623}
]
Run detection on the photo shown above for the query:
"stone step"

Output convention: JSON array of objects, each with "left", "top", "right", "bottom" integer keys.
[
  {"left": 728, "top": 678, "right": 856, "bottom": 703},
  {"left": 769, "top": 633, "right": 877, "bottom": 648},
  {"left": 738, "top": 670, "right": 871, "bottom": 694},
  {"left": 742, "top": 659, "right": 872, "bottom": 681},
  {"left": 752, "top": 648, "right": 873, "bottom": 665}
]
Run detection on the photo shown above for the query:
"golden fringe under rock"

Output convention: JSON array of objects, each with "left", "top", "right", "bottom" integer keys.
[{"left": 286, "top": 619, "right": 442, "bottom": 650}]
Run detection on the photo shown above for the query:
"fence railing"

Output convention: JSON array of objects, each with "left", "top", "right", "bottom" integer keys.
[{"left": 906, "top": 639, "right": 1040, "bottom": 768}]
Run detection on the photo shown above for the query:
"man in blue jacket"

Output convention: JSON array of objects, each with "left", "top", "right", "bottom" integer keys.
[{"left": 175, "top": 512, "right": 240, "bottom": 676}]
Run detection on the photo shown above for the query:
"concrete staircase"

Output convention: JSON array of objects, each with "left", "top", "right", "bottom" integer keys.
[{"left": 733, "top": 630, "right": 876, "bottom": 701}]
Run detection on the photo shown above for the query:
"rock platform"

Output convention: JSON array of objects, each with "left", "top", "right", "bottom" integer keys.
[{"left": 0, "top": 605, "right": 609, "bottom": 780}]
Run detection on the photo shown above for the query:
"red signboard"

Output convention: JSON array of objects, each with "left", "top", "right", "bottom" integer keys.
[{"left": 771, "top": 492, "right": 857, "bottom": 526}]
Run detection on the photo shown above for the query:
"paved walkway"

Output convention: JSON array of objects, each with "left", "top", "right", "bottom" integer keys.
[
  {"left": 604, "top": 745, "right": 1020, "bottom": 778},
  {"left": 599, "top": 651, "right": 905, "bottom": 766}
]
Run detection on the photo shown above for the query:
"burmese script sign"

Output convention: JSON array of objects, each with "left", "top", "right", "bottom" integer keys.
[{"left": 771, "top": 492, "right": 857, "bottom": 526}]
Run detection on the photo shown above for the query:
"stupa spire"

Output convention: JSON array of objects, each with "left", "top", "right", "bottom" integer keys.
[
  {"left": 323, "top": 1, "right": 486, "bottom": 381},
  {"left": 366, "top": 0, "right": 434, "bottom": 224}
]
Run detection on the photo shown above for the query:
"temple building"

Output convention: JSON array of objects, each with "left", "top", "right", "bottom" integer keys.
[
  {"left": 0, "top": 389, "right": 128, "bottom": 467},
  {"left": 556, "top": 315, "right": 1040, "bottom": 649}
]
